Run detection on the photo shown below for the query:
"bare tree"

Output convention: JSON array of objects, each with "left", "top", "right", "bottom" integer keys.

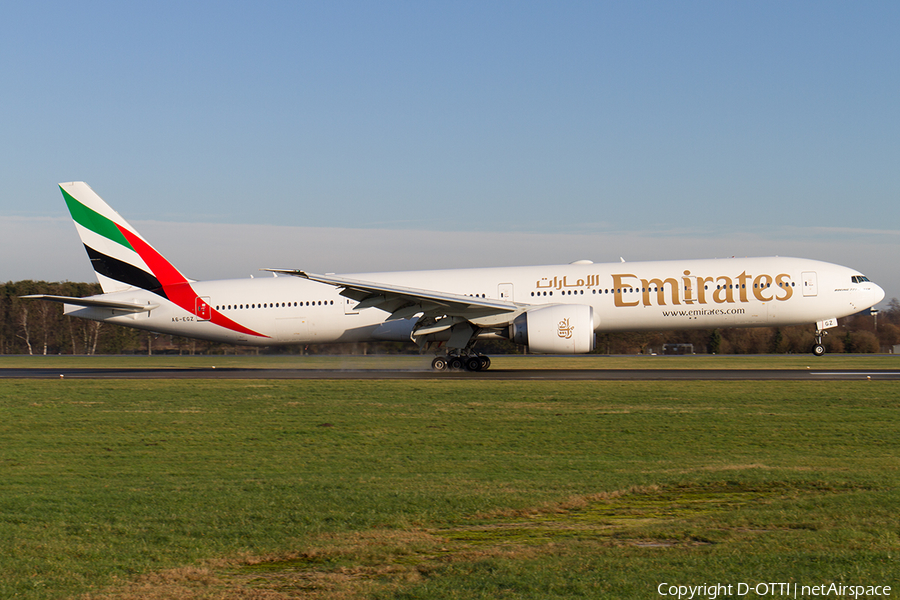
[
  {"left": 88, "top": 322, "right": 102, "bottom": 355},
  {"left": 17, "top": 306, "right": 33, "bottom": 355},
  {"left": 36, "top": 300, "right": 51, "bottom": 355}
]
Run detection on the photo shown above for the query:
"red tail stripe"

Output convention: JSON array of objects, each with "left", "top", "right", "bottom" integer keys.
[{"left": 116, "top": 226, "right": 268, "bottom": 338}]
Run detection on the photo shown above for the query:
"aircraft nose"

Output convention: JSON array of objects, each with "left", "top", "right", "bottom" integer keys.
[{"left": 872, "top": 283, "right": 886, "bottom": 306}]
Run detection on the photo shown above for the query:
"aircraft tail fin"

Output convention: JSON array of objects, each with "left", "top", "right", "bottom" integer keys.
[{"left": 59, "top": 182, "right": 191, "bottom": 296}]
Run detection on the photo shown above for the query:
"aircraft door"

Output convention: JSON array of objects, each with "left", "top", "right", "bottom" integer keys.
[
  {"left": 343, "top": 297, "right": 358, "bottom": 315},
  {"left": 196, "top": 296, "right": 212, "bottom": 321},
  {"left": 498, "top": 283, "right": 514, "bottom": 302},
  {"left": 802, "top": 272, "right": 818, "bottom": 297}
]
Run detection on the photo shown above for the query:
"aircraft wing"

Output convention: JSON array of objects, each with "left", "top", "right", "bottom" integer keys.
[
  {"left": 21, "top": 295, "right": 159, "bottom": 313},
  {"left": 263, "top": 269, "right": 521, "bottom": 321}
]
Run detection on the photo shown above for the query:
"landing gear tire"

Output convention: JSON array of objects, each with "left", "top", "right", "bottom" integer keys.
[
  {"left": 432, "top": 354, "right": 492, "bottom": 371},
  {"left": 812, "top": 344, "right": 826, "bottom": 357}
]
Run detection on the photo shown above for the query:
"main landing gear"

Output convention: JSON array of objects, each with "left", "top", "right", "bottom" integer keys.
[
  {"left": 418, "top": 319, "right": 492, "bottom": 371},
  {"left": 431, "top": 354, "right": 492, "bottom": 372}
]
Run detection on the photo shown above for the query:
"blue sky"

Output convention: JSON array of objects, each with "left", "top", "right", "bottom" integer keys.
[{"left": 2, "top": 2, "right": 898, "bottom": 299}]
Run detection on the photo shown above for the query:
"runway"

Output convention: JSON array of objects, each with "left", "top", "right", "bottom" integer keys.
[{"left": 2, "top": 367, "right": 899, "bottom": 380}]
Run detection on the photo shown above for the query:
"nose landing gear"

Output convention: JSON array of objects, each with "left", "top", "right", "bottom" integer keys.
[{"left": 812, "top": 328, "right": 826, "bottom": 356}]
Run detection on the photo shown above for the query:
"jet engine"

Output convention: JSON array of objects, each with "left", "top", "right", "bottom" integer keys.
[{"left": 509, "top": 304, "right": 595, "bottom": 354}]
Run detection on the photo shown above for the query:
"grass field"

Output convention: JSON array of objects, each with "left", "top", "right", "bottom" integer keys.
[{"left": 1, "top": 363, "right": 898, "bottom": 598}]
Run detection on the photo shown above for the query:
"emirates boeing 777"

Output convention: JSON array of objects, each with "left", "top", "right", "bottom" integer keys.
[{"left": 26, "top": 182, "right": 885, "bottom": 369}]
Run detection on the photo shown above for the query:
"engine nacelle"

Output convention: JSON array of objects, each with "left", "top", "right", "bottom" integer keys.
[{"left": 510, "top": 304, "right": 595, "bottom": 354}]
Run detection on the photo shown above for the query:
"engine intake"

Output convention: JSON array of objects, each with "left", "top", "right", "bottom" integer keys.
[{"left": 510, "top": 304, "right": 595, "bottom": 354}]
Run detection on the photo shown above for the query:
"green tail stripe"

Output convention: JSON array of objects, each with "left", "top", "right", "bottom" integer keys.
[{"left": 61, "top": 187, "right": 133, "bottom": 250}]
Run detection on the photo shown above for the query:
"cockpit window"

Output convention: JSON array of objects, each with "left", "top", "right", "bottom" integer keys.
[{"left": 851, "top": 275, "right": 870, "bottom": 283}]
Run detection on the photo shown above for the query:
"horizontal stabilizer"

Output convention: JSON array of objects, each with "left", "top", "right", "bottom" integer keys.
[{"left": 21, "top": 295, "right": 159, "bottom": 313}]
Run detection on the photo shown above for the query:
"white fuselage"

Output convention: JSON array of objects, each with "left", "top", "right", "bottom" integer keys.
[{"left": 64, "top": 256, "right": 884, "bottom": 348}]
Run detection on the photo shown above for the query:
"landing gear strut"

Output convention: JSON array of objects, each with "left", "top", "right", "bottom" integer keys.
[
  {"left": 812, "top": 329, "right": 826, "bottom": 357},
  {"left": 419, "top": 319, "right": 492, "bottom": 371},
  {"left": 431, "top": 354, "right": 491, "bottom": 371}
]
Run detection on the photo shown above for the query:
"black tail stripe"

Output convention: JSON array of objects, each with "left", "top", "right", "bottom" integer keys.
[{"left": 84, "top": 244, "right": 168, "bottom": 299}]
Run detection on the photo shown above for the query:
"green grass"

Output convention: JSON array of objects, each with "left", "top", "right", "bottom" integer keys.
[{"left": 1, "top": 378, "right": 898, "bottom": 598}]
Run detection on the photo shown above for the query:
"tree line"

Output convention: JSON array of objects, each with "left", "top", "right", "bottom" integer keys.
[{"left": 2, "top": 280, "right": 898, "bottom": 355}]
